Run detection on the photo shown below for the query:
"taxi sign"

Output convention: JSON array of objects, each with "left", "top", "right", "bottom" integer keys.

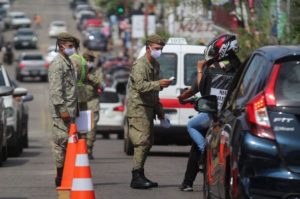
[{"left": 166, "top": 37, "right": 188, "bottom": 45}]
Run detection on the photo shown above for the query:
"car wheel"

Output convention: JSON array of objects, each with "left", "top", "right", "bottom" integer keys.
[
  {"left": 2, "top": 145, "right": 8, "bottom": 161},
  {"left": 41, "top": 76, "right": 48, "bottom": 82},
  {"left": 8, "top": 137, "right": 23, "bottom": 157},
  {"left": 22, "top": 128, "right": 28, "bottom": 148},
  {"left": 117, "top": 131, "right": 124, "bottom": 139}
]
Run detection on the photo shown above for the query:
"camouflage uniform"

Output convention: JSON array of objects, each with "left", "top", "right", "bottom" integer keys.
[
  {"left": 84, "top": 51, "right": 104, "bottom": 156},
  {"left": 70, "top": 53, "right": 88, "bottom": 110},
  {"left": 48, "top": 34, "right": 78, "bottom": 168},
  {"left": 126, "top": 54, "right": 163, "bottom": 170}
]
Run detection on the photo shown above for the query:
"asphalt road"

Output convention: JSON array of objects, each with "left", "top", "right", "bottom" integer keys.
[{"left": 0, "top": 0, "right": 203, "bottom": 198}]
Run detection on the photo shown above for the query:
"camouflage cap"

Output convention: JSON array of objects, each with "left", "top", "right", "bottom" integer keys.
[
  {"left": 83, "top": 51, "right": 95, "bottom": 60},
  {"left": 146, "top": 34, "right": 165, "bottom": 46},
  {"left": 57, "top": 32, "right": 76, "bottom": 43}
]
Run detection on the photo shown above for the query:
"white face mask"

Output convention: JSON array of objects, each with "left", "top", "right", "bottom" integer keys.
[
  {"left": 63, "top": 47, "right": 75, "bottom": 56},
  {"left": 150, "top": 47, "right": 162, "bottom": 59},
  {"left": 87, "top": 62, "right": 94, "bottom": 69}
]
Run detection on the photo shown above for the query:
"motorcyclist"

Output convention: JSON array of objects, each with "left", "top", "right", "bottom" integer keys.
[
  {"left": 178, "top": 34, "right": 241, "bottom": 191},
  {"left": 2, "top": 42, "right": 14, "bottom": 64}
]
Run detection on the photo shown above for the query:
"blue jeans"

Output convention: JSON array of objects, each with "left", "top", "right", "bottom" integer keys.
[{"left": 187, "top": 113, "right": 211, "bottom": 153}]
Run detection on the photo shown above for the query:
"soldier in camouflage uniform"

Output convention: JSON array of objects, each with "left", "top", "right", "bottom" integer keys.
[
  {"left": 126, "top": 34, "right": 172, "bottom": 189},
  {"left": 48, "top": 32, "right": 78, "bottom": 187},
  {"left": 83, "top": 51, "right": 104, "bottom": 160},
  {"left": 70, "top": 38, "right": 88, "bottom": 110}
]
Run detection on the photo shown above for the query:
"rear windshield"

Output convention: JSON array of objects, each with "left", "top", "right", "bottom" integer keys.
[
  {"left": 14, "top": 15, "right": 25, "bottom": 19},
  {"left": 18, "top": 31, "right": 33, "bottom": 36},
  {"left": 276, "top": 60, "right": 300, "bottom": 105},
  {"left": 100, "top": 91, "right": 119, "bottom": 103},
  {"left": 22, "top": 55, "right": 43, "bottom": 60},
  {"left": 184, "top": 53, "right": 205, "bottom": 86},
  {"left": 157, "top": 53, "right": 177, "bottom": 85}
]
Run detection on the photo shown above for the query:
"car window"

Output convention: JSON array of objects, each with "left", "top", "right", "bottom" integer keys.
[
  {"left": 276, "top": 60, "right": 300, "bottom": 105},
  {"left": 184, "top": 53, "right": 204, "bottom": 86},
  {"left": 14, "top": 15, "right": 25, "bottom": 19},
  {"left": 22, "top": 55, "right": 43, "bottom": 60},
  {"left": 236, "top": 54, "right": 268, "bottom": 106},
  {"left": 18, "top": 31, "right": 34, "bottom": 36},
  {"left": 0, "top": 68, "right": 6, "bottom": 86},
  {"left": 157, "top": 53, "right": 177, "bottom": 85},
  {"left": 100, "top": 91, "right": 119, "bottom": 103}
]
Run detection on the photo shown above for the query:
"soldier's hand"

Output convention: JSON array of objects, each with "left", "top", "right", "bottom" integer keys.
[
  {"left": 60, "top": 112, "right": 70, "bottom": 122},
  {"left": 159, "top": 79, "right": 172, "bottom": 88}
]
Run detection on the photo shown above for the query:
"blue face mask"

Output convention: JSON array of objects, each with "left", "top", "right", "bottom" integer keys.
[{"left": 63, "top": 47, "right": 75, "bottom": 56}]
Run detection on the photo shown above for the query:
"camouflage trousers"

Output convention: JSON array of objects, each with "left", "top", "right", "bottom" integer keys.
[
  {"left": 128, "top": 117, "right": 154, "bottom": 170},
  {"left": 51, "top": 117, "right": 70, "bottom": 168},
  {"left": 86, "top": 111, "right": 99, "bottom": 155}
]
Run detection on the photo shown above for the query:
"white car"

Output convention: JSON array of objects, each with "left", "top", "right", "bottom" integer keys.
[
  {"left": 45, "top": 45, "right": 58, "bottom": 63},
  {"left": 48, "top": 21, "right": 67, "bottom": 38},
  {"left": 0, "top": 64, "right": 31, "bottom": 157},
  {"left": 97, "top": 87, "right": 124, "bottom": 139},
  {"left": 0, "top": 0, "right": 10, "bottom": 11},
  {"left": 5, "top": 11, "right": 31, "bottom": 29},
  {"left": 75, "top": 10, "right": 95, "bottom": 21}
]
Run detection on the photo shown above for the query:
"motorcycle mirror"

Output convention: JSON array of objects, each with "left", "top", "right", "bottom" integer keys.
[{"left": 195, "top": 95, "right": 218, "bottom": 113}]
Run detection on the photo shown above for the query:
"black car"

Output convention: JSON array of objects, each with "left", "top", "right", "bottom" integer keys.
[
  {"left": 83, "top": 30, "right": 108, "bottom": 51},
  {"left": 202, "top": 46, "right": 300, "bottom": 199},
  {"left": 13, "top": 28, "right": 38, "bottom": 49}
]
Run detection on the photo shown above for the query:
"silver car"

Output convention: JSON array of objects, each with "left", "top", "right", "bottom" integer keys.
[{"left": 16, "top": 53, "right": 48, "bottom": 82}]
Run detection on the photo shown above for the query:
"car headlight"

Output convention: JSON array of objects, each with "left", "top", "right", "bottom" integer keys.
[
  {"left": 5, "top": 107, "right": 14, "bottom": 117},
  {"left": 89, "top": 35, "right": 95, "bottom": 40},
  {"left": 32, "top": 37, "right": 38, "bottom": 42},
  {"left": 13, "top": 37, "right": 18, "bottom": 41}
]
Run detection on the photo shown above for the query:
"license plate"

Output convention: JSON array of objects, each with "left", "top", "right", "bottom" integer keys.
[{"left": 22, "top": 41, "right": 29, "bottom": 46}]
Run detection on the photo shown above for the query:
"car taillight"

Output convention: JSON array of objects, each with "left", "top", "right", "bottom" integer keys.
[
  {"left": 245, "top": 64, "right": 281, "bottom": 141},
  {"left": 44, "top": 63, "right": 49, "bottom": 68},
  {"left": 113, "top": 106, "right": 124, "bottom": 112},
  {"left": 19, "top": 63, "right": 25, "bottom": 69}
]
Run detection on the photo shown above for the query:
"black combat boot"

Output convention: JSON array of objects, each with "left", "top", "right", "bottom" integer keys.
[
  {"left": 55, "top": 167, "right": 63, "bottom": 187},
  {"left": 140, "top": 168, "right": 158, "bottom": 188},
  {"left": 130, "top": 169, "right": 152, "bottom": 189}
]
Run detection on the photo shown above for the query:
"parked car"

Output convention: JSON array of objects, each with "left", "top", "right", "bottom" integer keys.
[
  {"left": 73, "top": 5, "right": 93, "bottom": 20},
  {"left": 0, "top": 64, "right": 29, "bottom": 157},
  {"left": 0, "top": 86, "right": 13, "bottom": 166},
  {"left": 83, "top": 30, "right": 108, "bottom": 51},
  {"left": 97, "top": 87, "right": 124, "bottom": 139},
  {"left": 82, "top": 18, "right": 102, "bottom": 30},
  {"left": 5, "top": 11, "right": 31, "bottom": 29},
  {"left": 202, "top": 46, "right": 300, "bottom": 199},
  {"left": 15, "top": 53, "right": 48, "bottom": 82},
  {"left": 13, "top": 28, "right": 38, "bottom": 49},
  {"left": 45, "top": 45, "right": 58, "bottom": 64},
  {"left": 0, "top": 0, "right": 10, "bottom": 11},
  {"left": 70, "top": 0, "right": 88, "bottom": 9},
  {"left": 48, "top": 20, "right": 67, "bottom": 38}
]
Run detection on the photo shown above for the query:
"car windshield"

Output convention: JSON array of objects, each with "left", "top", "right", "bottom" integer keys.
[
  {"left": 276, "top": 59, "right": 300, "bottom": 105},
  {"left": 91, "top": 31, "right": 104, "bottom": 38},
  {"left": 53, "top": 22, "right": 65, "bottom": 27},
  {"left": 22, "top": 55, "right": 43, "bottom": 60},
  {"left": 14, "top": 15, "right": 25, "bottom": 19},
  {"left": 100, "top": 91, "right": 119, "bottom": 103},
  {"left": 184, "top": 53, "right": 205, "bottom": 86},
  {"left": 18, "top": 30, "right": 34, "bottom": 36},
  {"left": 157, "top": 53, "right": 177, "bottom": 85}
]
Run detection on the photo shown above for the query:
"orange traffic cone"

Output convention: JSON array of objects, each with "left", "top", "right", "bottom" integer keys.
[
  {"left": 58, "top": 122, "right": 78, "bottom": 191},
  {"left": 71, "top": 138, "right": 95, "bottom": 199}
]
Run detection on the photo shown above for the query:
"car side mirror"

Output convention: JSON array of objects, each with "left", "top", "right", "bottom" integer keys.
[
  {"left": 0, "top": 86, "right": 13, "bottom": 97},
  {"left": 22, "top": 94, "right": 34, "bottom": 102},
  {"left": 195, "top": 95, "right": 218, "bottom": 113},
  {"left": 13, "top": 87, "right": 28, "bottom": 97}
]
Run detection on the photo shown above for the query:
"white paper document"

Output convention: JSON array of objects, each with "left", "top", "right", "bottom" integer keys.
[{"left": 76, "top": 110, "right": 93, "bottom": 133}]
